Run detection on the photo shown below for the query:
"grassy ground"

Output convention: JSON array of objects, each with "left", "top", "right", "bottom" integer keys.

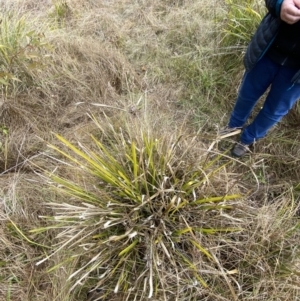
[{"left": 0, "top": 1, "right": 299, "bottom": 301}]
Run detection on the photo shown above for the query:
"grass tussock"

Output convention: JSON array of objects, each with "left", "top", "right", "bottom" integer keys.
[
  {"left": 40, "top": 119, "right": 242, "bottom": 299},
  {"left": 0, "top": 0, "right": 299, "bottom": 301}
]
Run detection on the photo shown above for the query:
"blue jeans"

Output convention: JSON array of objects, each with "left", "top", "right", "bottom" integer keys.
[{"left": 229, "top": 55, "right": 300, "bottom": 145}]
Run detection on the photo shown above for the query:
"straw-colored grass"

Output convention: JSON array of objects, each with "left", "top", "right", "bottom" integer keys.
[{"left": 0, "top": 0, "right": 299, "bottom": 300}]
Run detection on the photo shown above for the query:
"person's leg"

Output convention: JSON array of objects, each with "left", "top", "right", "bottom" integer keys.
[
  {"left": 240, "top": 65, "right": 300, "bottom": 145},
  {"left": 229, "top": 56, "right": 280, "bottom": 128}
]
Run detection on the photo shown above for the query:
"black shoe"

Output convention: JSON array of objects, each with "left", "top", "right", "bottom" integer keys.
[
  {"left": 231, "top": 142, "right": 250, "bottom": 157},
  {"left": 218, "top": 126, "right": 242, "bottom": 138}
]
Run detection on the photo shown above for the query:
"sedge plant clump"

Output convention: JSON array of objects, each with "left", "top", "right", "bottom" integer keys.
[{"left": 34, "top": 117, "right": 246, "bottom": 300}]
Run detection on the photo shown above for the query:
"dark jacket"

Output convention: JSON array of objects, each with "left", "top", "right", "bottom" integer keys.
[{"left": 244, "top": 0, "right": 300, "bottom": 83}]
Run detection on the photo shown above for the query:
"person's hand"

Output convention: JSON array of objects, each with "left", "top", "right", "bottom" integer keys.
[{"left": 280, "top": 0, "right": 300, "bottom": 24}]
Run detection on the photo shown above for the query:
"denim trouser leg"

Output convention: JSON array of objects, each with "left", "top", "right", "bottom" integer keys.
[
  {"left": 229, "top": 56, "right": 277, "bottom": 129},
  {"left": 229, "top": 56, "right": 300, "bottom": 145}
]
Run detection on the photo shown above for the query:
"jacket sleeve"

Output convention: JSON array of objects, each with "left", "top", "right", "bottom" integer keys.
[{"left": 265, "top": 0, "right": 284, "bottom": 17}]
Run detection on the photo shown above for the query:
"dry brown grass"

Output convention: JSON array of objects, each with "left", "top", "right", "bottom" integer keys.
[{"left": 0, "top": 0, "right": 299, "bottom": 300}]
